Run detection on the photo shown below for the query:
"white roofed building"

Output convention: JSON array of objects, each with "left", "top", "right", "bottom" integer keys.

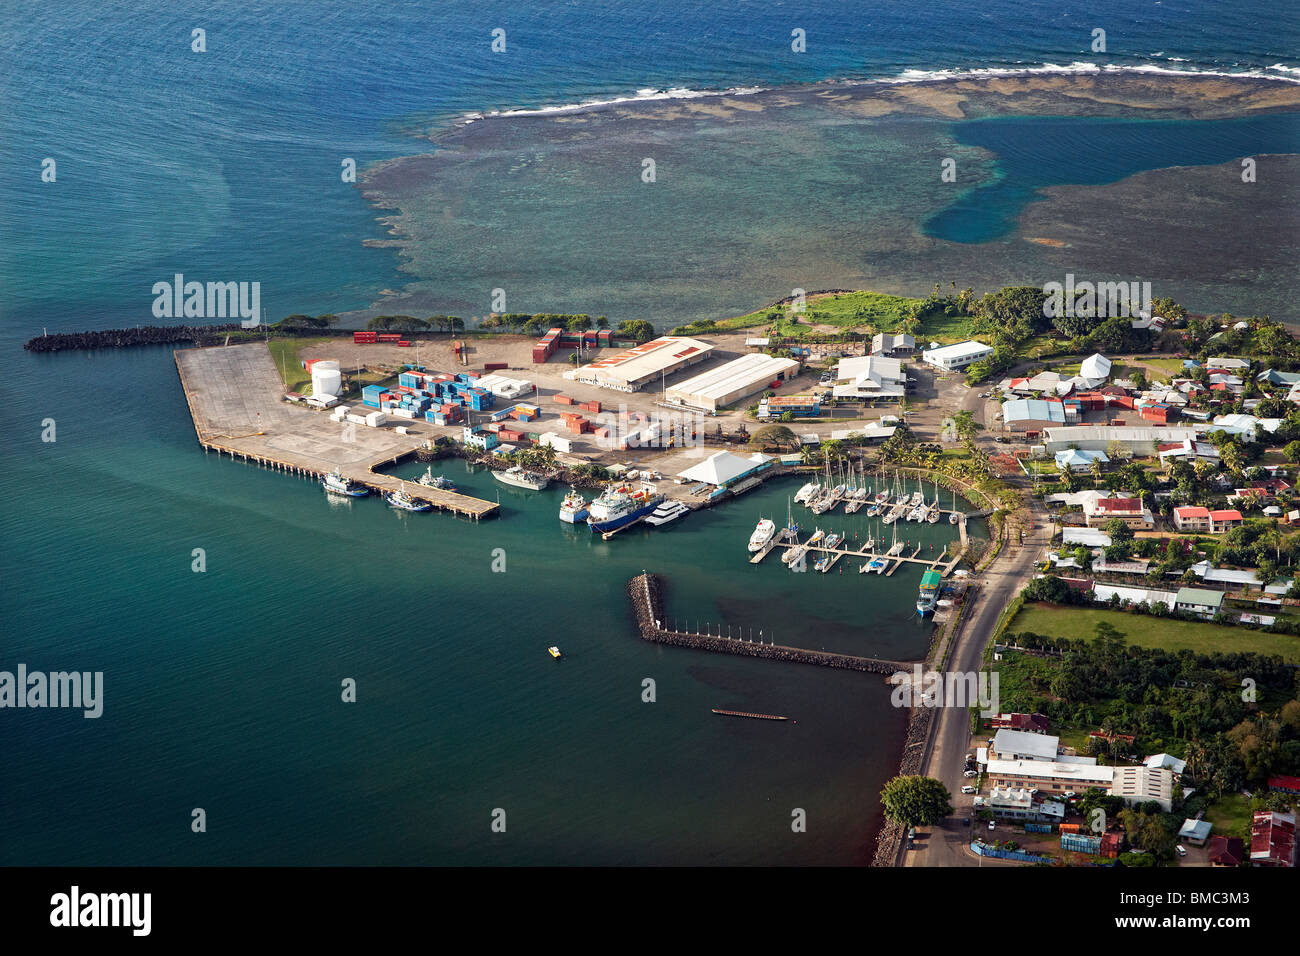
[
  {"left": 663, "top": 353, "right": 799, "bottom": 411},
  {"left": 921, "top": 340, "right": 994, "bottom": 371},
  {"left": 832, "top": 355, "right": 906, "bottom": 401}
]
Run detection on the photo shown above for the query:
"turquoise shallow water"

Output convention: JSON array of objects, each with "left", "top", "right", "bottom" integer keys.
[{"left": 2, "top": 0, "right": 1296, "bottom": 865}]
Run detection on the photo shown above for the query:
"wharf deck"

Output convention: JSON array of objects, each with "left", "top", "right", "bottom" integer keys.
[{"left": 175, "top": 342, "right": 499, "bottom": 519}]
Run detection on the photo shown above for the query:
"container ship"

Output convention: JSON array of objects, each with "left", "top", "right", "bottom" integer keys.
[
  {"left": 493, "top": 465, "right": 549, "bottom": 490},
  {"left": 916, "top": 569, "right": 942, "bottom": 616},
  {"left": 558, "top": 490, "right": 589, "bottom": 523},
  {"left": 587, "top": 482, "right": 664, "bottom": 533}
]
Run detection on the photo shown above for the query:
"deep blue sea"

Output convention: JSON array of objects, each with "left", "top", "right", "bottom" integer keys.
[{"left": 2, "top": 1, "right": 1298, "bottom": 864}]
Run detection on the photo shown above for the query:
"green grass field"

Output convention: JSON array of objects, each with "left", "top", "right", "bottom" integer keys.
[
  {"left": 1008, "top": 604, "right": 1300, "bottom": 662},
  {"left": 1203, "top": 793, "right": 1253, "bottom": 841},
  {"left": 267, "top": 337, "right": 329, "bottom": 392},
  {"left": 715, "top": 290, "right": 975, "bottom": 342}
]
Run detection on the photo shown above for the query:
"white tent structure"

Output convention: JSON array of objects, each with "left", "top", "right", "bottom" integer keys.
[
  {"left": 676, "top": 450, "right": 771, "bottom": 487},
  {"left": 1079, "top": 353, "right": 1112, "bottom": 386}
]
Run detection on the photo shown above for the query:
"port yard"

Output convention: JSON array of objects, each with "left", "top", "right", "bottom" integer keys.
[{"left": 175, "top": 342, "right": 498, "bottom": 518}]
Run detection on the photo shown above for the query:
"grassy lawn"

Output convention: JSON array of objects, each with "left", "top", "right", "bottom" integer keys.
[
  {"left": 1008, "top": 604, "right": 1300, "bottom": 663},
  {"left": 1203, "top": 793, "right": 1253, "bottom": 841},
  {"left": 714, "top": 290, "right": 983, "bottom": 342},
  {"left": 267, "top": 337, "right": 329, "bottom": 392}
]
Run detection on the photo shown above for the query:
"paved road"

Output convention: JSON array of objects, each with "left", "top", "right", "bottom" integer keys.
[{"left": 905, "top": 495, "right": 1051, "bottom": 867}]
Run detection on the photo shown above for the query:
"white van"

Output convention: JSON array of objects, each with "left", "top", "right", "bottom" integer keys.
[{"left": 1175, "top": 845, "right": 1187, "bottom": 857}]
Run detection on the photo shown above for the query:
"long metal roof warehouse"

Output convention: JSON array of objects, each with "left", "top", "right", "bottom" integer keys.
[
  {"left": 563, "top": 336, "right": 714, "bottom": 392},
  {"left": 664, "top": 353, "right": 800, "bottom": 411}
]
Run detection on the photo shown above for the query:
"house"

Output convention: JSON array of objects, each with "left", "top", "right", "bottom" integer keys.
[
  {"left": 990, "top": 713, "right": 1050, "bottom": 734},
  {"left": 1092, "top": 583, "right": 1176, "bottom": 609},
  {"left": 461, "top": 426, "right": 499, "bottom": 451},
  {"left": 1179, "top": 819, "right": 1213, "bottom": 847},
  {"left": 1208, "top": 835, "right": 1245, "bottom": 867},
  {"left": 1258, "top": 369, "right": 1300, "bottom": 386},
  {"left": 870, "top": 332, "right": 915, "bottom": 356},
  {"left": 986, "top": 786, "right": 1067, "bottom": 823},
  {"left": 1061, "top": 525, "right": 1112, "bottom": 548},
  {"left": 1208, "top": 509, "right": 1244, "bottom": 532},
  {"left": 1085, "top": 496, "right": 1152, "bottom": 530},
  {"left": 831, "top": 355, "right": 907, "bottom": 401},
  {"left": 921, "top": 340, "right": 994, "bottom": 371},
  {"left": 1269, "top": 775, "right": 1300, "bottom": 796},
  {"left": 1054, "top": 448, "right": 1109, "bottom": 472},
  {"left": 1157, "top": 439, "right": 1220, "bottom": 467},
  {"left": 1172, "top": 506, "right": 1211, "bottom": 532},
  {"left": 1175, "top": 587, "right": 1225, "bottom": 619},
  {"left": 1210, "top": 413, "right": 1281, "bottom": 437},
  {"left": 1207, "top": 356, "right": 1249, "bottom": 371},
  {"left": 1004, "top": 398, "right": 1066, "bottom": 433},
  {"left": 1250, "top": 810, "right": 1297, "bottom": 867},
  {"left": 1146, "top": 755, "right": 1188, "bottom": 777},
  {"left": 990, "top": 729, "right": 1061, "bottom": 762}
]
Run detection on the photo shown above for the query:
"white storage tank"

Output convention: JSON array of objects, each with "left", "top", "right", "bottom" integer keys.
[{"left": 311, "top": 361, "right": 341, "bottom": 400}]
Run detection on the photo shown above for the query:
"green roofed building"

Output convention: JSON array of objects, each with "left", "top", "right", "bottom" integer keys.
[{"left": 1175, "top": 587, "right": 1225, "bottom": 619}]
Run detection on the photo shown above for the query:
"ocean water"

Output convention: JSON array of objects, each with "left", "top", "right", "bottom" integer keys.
[{"left": 1, "top": 0, "right": 1297, "bottom": 864}]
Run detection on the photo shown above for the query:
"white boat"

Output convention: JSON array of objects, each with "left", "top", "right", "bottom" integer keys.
[
  {"left": 548, "top": 646, "right": 562, "bottom": 659},
  {"left": 844, "top": 498, "right": 864, "bottom": 514},
  {"left": 907, "top": 503, "right": 927, "bottom": 522},
  {"left": 887, "top": 539, "right": 905, "bottom": 557},
  {"left": 416, "top": 465, "right": 457, "bottom": 491},
  {"left": 559, "top": 490, "right": 589, "bottom": 523},
  {"left": 806, "top": 528, "right": 825, "bottom": 547},
  {"left": 321, "top": 469, "right": 368, "bottom": 497},
  {"left": 587, "top": 482, "right": 664, "bottom": 533},
  {"left": 494, "top": 465, "right": 550, "bottom": 490},
  {"left": 645, "top": 500, "right": 689, "bottom": 526},
  {"left": 794, "top": 481, "right": 820, "bottom": 504},
  {"left": 950, "top": 511, "right": 962, "bottom": 525},
  {"left": 861, "top": 558, "right": 888, "bottom": 574},
  {"left": 748, "top": 518, "right": 777, "bottom": 552},
  {"left": 824, "top": 532, "right": 842, "bottom": 550},
  {"left": 386, "top": 482, "right": 432, "bottom": 512}
]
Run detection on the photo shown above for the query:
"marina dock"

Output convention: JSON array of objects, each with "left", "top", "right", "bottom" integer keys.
[
  {"left": 175, "top": 343, "right": 499, "bottom": 519},
  {"left": 628, "top": 573, "right": 917, "bottom": 675},
  {"left": 750, "top": 533, "right": 966, "bottom": 577}
]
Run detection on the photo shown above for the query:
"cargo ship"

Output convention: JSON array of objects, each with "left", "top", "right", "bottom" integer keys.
[
  {"left": 587, "top": 482, "right": 664, "bottom": 533},
  {"left": 916, "top": 569, "right": 942, "bottom": 616},
  {"left": 321, "top": 469, "right": 368, "bottom": 497},
  {"left": 558, "top": 489, "right": 589, "bottom": 523},
  {"left": 493, "top": 465, "right": 549, "bottom": 490}
]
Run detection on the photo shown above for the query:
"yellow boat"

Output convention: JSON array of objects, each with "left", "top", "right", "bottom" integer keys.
[{"left": 548, "top": 646, "right": 562, "bottom": 659}]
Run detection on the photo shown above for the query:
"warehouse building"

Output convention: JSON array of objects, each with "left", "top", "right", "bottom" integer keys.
[
  {"left": 832, "top": 355, "right": 907, "bottom": 401},
  {"left": 1041, "top": 425, "right": 1196, "bottom": 455},
  {"left": 563, "top": 336, "right": 714, "bottom": 392},
  {"left": 921, "top": 340, "right": 994, "bottom": 371},
  {"left": 664, "top": 353, "right": 800, "bottom": 411}
]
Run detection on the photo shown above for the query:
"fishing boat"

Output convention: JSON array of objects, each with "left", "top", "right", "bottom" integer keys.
[
  {"left": 587, "top": 481, "right": 664, "bottom": 533},
  {"left": 559, "top": 489, "right": 590, "bottom": 523},
  {"left": 748, "top": 518, "right": 777, "bottom": 552},
  {"left": 493, "top": 465, "right": 549, "bottom": 490},
  {"left": 321, "top": 469, "right": 368, "bottom": 497},
  {"left": 645, "top": 499, "right": 689, "bottom": 526},
  {"left": 916, "top": 569, "right": 942, "bottom": 616},
  {"left": 416, "top": 465, "right": 457, "bottom": 491},
  {"left": 548, "top": 646, "right": 562, "bottom": 659},
  {"left": 386, "top": 482, "right": 432, "bottom": 512}
]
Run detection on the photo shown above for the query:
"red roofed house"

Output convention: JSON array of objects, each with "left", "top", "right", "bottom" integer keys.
[
  {"left": 1085, "top": 495, "right": 1152, "bottom": 530},
  {"left": 1270, "top": 775, "right": 1300, "bottom": 796},
  {"left": 1173, "top": 506, "right": 1211, "bottom": 532},
  {"left": 1250, "top": 810, "right": 1297, "bottom": 867},
  {"left": 1208, "top": 836, "right": 1245, "bottom": 867},
  {"left": 990, "top": 713, "right": 1051, "bottom": 734},
  {"left": 1209, "top": 509, "right": 1244, "bottom": 533}
]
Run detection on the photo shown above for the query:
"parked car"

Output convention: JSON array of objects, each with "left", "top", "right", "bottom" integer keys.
[
  {"left": 963, "top": 770, "right": 977, "bottom": 778},
  {"left": 988, "top": 821, "right": 996, "bottom": 830},
  {"left": 963, "top": 817, "right": 971, "bottom": 826},
  {"left": 961, "top": 786, "right": 977, "bottom": 794},
  {"left": 966, "top": 752, "right": 975, "bottom": 761}
]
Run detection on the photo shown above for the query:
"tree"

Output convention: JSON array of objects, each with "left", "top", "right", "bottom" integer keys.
[
  {"left": 617, "top": 319, "right": 655, "bottom": 342},
  {"left": 879, "top": 775, "right": 953, "bottom": 829},
  {"left": 750, "top": 424, "right": 798, "bottom": 451},
  {"left": 1105, "top": 517, "right": 1135, "bottom": 543},
  {"left": 947, "top": 409, "right": 983, "bottom": 443}
]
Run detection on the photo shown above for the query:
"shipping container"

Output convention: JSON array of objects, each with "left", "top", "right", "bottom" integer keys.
[
  {"left": 484, "top": 362, "right": 509, "bottom": 371},
  {"left": 353, "top": 331, "right": 377, "bottom": 343}
]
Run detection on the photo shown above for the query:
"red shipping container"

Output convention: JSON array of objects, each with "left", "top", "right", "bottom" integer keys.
[
  {"left": 397, "top": 340, "right": 411, "bottom": 347},
  {"left": 484, "top": 362, "right": 508, "bottom": 371},
  {"left": 554, "top": 394, "right": 573, "bottom": 405}
]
